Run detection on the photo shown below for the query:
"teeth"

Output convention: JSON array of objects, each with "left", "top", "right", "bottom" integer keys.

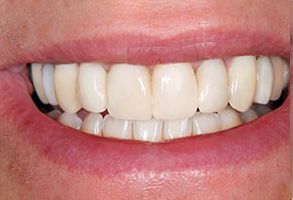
[
  {"left": 152, "top": 63, "right": 198, "bottom": 120},
  {"left": 218, "top": 107, "right": 242, "bottom": 130},
  {"left": 133, "top": 119, "right": 163, "bottom": 142},
  {"left": 251, "top": 104, "right": 272, "bottom": 116},
  {"left": 270, "top": 56, "right": 285, "bottom": 101},
  {"left": 254, "top": 56, "right": 274, "bottom": 104},
  {"left": 47, "top": 109, "right": 62, "bottom": 119},
  {"left": 197, "top": 59, "right": 228, "bottom": 113},
  {"left": 55, "top": 64, "right": 82, "bottom": 113},
  {"left": 282, "top": 59, "right": 290, "bottom": 89},
  {"left": 81, "top": 113, "right": 103, "bottom": 136},
  {"left": 107, "top": 64, "right": 152, "bottom": 120},
  {"left": 78, "top": 63, "right": 107, "bottom": 113},
  {"left": 163, "top": 118, "right": 192, "bottom": 140},
  {"left": 228, "top": 56, "right": 256, "bottom": 112},
  {"left": 192, "top": 112, "right": 221, "bottom": 134},
  {"left": 31, "top": 64, "right": 48, "bottom": 104},
  {"left": 103, "top": 115, "right": 133, "bottom": 139},
  {"left": 57, "top": 113, "right": 82, "bottom": 130},
  {"left": 240, "top": 109, "right": 258, "bottom": 123},
  {"left": 42, "top": 64, "right": 58, "bottom": 106}
]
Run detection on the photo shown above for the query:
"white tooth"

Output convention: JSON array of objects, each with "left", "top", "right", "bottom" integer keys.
[
  {"left": 78, "top": 63, "right": 107, "bottom": 113},
  {"left": 218, "top": 107, "right": 242, "bottom": 130},
  {"left": 47, "top": 109, "right": 61, "bottom": 119},
  {"left": 42, "top": 64, "right": 58, "bottom": 106},
  {"left": 163, "top": 118, "right": 192, "bottom": 140},
  {"left": 55, "top": 64, "right": 82, "bottom": 113},
  {"left": 270, "top": 56, "right": 284, "bottom": 101},
  {"left": 58, "top": 113, "right": 82, "bottom": 130},
  {"left": 152, "top": 63, "right": 198, "bottom": 120},
  {"left": 103, "top": 115, "right": 133, "bottom": 139},
  {"left": 240, "top": 109, "right": 258, "bottom": 123},
  {"left": 228, "top": 56, "right": 256, "bottom": 112},
  {"left": 282, "top": 59, "right": 290, "bottom": 89},
  {"left": 197, "top": 59, "right": 229, "bottom": 113},
  {"left": 107, "top": 64, "right": 152, "bottom": 120},
  {"left": 192, "top": 112, "right": 221, "bottom": 135},
  {"left": 81, "top": 113, "right": 103, "bottom": 136},
  {"left": 254, "top": 56, "right": 274, "bottom": 104},
  {"left": 133, "top": 119, "right": 163, "bottom": 142},
  {"left": 31, "top": 63, "right": 48, "bottom": 104}
]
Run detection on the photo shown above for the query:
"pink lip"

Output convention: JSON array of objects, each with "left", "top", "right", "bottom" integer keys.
[
  {"left": 0, "top": 67, "right": 289, "bottom": 175},
  {"left": 0, "top": 30, "right": 289, "bottom": 70}
]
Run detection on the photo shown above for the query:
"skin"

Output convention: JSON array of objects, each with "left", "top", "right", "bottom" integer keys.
[{"left": 0, "top": 0, "right": 290, "bottom": 199}]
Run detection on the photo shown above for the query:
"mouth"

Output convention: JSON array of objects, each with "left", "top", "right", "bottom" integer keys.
[{"left": 0, "top": 1, "right": 290, "bottom": 198}]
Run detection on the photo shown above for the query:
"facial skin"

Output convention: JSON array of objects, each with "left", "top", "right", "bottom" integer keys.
[{"left": 0, "top": 0, "right": 290, "bottom": 200}]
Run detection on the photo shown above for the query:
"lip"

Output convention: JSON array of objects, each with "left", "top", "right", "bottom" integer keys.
[{"left": 0, "top": 64, "right": 290, "bottom": 175}]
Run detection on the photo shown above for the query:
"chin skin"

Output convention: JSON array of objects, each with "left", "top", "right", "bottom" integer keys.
[{"left": 0, "top": 0, "right": 290, "bottom": 199}]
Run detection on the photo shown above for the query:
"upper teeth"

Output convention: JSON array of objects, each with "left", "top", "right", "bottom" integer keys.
[{"left": 32, "top": 55, "right": 289, "bottom": 120}]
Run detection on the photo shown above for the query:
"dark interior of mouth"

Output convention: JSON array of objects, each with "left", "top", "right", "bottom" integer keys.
[{"left": 27, "top": 55, "right": 289, "bottom": 142}]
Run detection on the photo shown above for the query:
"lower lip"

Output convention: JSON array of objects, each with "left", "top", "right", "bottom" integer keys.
[{"left": 0, "top": 69, "right": 290, "bottom": 175}]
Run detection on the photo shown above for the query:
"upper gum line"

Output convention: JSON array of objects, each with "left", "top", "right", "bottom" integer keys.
[{"left": 30, "top": 55, "right": 289, "bottom": 142}]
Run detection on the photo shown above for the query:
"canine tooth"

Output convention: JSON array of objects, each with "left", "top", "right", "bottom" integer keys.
[
  {"left": 254, "top": 56, "right": 274, "bottom": 104},
  {"left": 42, "top": 64, "right": 58, "bottom": 106},
  {"left": 282, "top": 59, "right": 289, "bottom": 88},
  {"left": 133, "top": 119, "right": 163, "bottom": 142},
  {"left": 78, "top": 63, "right": 107, "bottom": 113},
  {"left": 103, "top": 115, "right": 133, "bottom": 139},
  {"left": 228, "top": 56, "right": 256, "bottom": 112},
  {"left": 81, "top": 113, "right": 103, "bottom": 136},
  {"left": 163, "top": 118, "right": 192, "bottom": 140},
  {"left": 152, "top": 63, "right": 198, "bottom": 120},
  {"left": 192, "top": 112, "right": 221, "bottom": 134},
  {"left": 55, "top": 64, "right": 81, "bottom": 113},
  {"left": 107, "top": 64, "right": 152, "bottom": 120},
  {"left": 58, "top": 113, "right": 82, "bottom": 130},
  {"left": 31, "top": 63, "right": 48, "bottom": 104},
  {"left": 218, "top": 107, "right": 242, "bottom": 130},
  {"left": 270, "top": 56, "right": 284, "bottom": 100},
  {"left": 197, "top": 59, "right": 228, "bottom": 113},
  {"left": 240, "top": 109, "right": 258, "bottom": 123}
]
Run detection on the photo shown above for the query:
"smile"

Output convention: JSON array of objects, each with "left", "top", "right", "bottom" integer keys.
[
  {"left": 29, "top": 55, "right": 289, "bottom": 142},
  {"left": 0, "top": 0, "right": 290, "bottom": 198}
]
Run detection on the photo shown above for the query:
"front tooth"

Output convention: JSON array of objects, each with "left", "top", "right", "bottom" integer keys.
[
  {"left": 78, "top": 63, "right": 107, "bottom": 113},
  {"left": 270, "top": 56, "right": 284, "bottom": 101},
  {"left": 42, "top": 64, "right": 58, "bottom": 106},
  {"left": 58, "top": 113, "right": 82, "bottom": 130},
  {"left": 197, "top": 59, "right": 228, "bottom": 113},
  {"left": 192, "top": 112, "right": 221, "bottom": 135},
  {"left": 254, "top": 56, "right": 274, "bottom": 104},
  {"left": 133, "top": 119, "right": 163, "bottom": 142},
  {"left": 240, "top": 109, "right": 258, "bottom": 123},
  {"left": 55, "top": 64, "right": 82, "bottom": 113},
  {"left": 107, "top": 64, "right": 152, "bottom": 120},
  {"left": 152, "top": 63, "right": 198, "bottom": 120},
  {"left": 218, "top": 107, "right": 242, "bottom": 130},
  {"left": 81, "top": 113, "right": 103, "bottom": 136},
  {"left": 282, "top": 59, "right": 289, "bottom": 89},
  {"left": 103, "top": 115, "right": 133, "bottom": 139},
  {"left": 163, "top": 118, "right": 192, "bottom": 140},
  {"left": 31, "top": 63, "right": 48, "bottom": 104},
  {"left": 228, "top": 56, "right": 256, "bottom": 112}
]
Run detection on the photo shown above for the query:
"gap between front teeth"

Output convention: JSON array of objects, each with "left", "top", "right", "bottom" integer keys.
[{"left": 31, "top": 55, "right": 289, "bottom": 142}]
